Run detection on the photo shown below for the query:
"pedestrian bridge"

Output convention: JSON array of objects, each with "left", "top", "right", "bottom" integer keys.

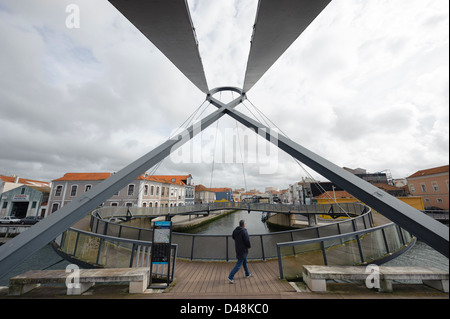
[
  {"left": 55, "top": 202, "right": 414, "bottom": 272},
  {"left": 93, "top": 201, "right": 363, "bottom": 221}
]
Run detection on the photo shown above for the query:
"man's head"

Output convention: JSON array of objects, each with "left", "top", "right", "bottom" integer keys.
[{"left": 239, "top": 220, "right": 245, "bottom": 228}]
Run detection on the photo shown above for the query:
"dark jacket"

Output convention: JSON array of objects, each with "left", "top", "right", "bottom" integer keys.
[{"left": 232, "top": 226, "right": 251, "bottom": 259}]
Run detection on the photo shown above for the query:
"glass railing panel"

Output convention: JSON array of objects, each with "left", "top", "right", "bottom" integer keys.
[
  {"left": 191, "top": 235, "right": 227, "bottom": 260},
  {"left": 61, "top": 229, "right": 78, "bottom": 255},
  {"left": 383, "top": 224, "right": 403, "bottom": 252},
  {"left": 278, "top": 242, "right": 324, "bottom": 280},
  {"left": 323, "top": 235, "right": 362, "bottom": 265},
  {"left": 74, "top": 232, "right": 101, "bottom": 264},
  {"left": 358, "top": 229, "right": 388, "bottom": 261},
  {"left": 97, "top": 239, "right": 134, "bottom": 268}
]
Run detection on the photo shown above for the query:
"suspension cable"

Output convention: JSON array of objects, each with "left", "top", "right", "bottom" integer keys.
[{"left": 244, "top": 98, "right": 350, "bottom": 216}]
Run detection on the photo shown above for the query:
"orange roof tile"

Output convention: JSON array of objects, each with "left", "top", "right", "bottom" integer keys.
[
  {"left": 0, "top": 175, "right": 49, "bottom": 186},
  {"left": 209, "top": 187, "right": 232, "bottom": 193},
  {"left": 139, "top": 174, "right": 192, "bottom": 186},
  {"left": 53, "top": 173, "right": 112, "bottom": 182},
  {"left": 407, "top": 165, "right": 449, "bottom": 179}
]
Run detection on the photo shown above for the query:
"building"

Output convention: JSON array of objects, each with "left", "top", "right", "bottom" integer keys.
[
  {"left": 0, "top": 175, "right": 49, "bottom": 195},
  {"left": 47, "top": 172, "right": 194, "bottom": 215},
  {"left": 194, "top": 185, "right": 216, "bottom": 204},
  {"left": 209, "top": 187, "right": 233, "bottom": 201},
  {"left": 314, "top": 190, "right": 424, "bottom": 211},
  {"left": 343, "top": 167, "right": 389, "bottom": 184},
  {"left": 406, "top": 165, "right": 449, "bottom": 210},
  {"left": 0, "top": 184, "right": 50, "bottom": 218}
]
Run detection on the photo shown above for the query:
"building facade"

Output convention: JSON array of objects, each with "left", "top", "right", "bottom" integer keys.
[
  {"left": 0, "top": 185, "right": 49, "bottom": 218},
  {"left": 406, "top": 165, "right": 449, "bottom": 210},
  {"left": 194, "top": 185, "right": 216, "bottom": 204},
  {"left": 47, "top": 173, "right": 195, "bottom": 216}
]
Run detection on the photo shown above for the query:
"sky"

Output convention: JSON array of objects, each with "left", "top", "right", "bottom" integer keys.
[{"left": 0, "top": 0, "right": 448, "bottom": 192}]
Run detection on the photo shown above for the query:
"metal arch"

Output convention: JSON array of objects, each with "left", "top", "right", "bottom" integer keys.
[
  {"left": 243, "top": 0, "right": 331, "bottom": 92},
  {"left": 108, "top": 0, "right": 209, "bottom": 93}
]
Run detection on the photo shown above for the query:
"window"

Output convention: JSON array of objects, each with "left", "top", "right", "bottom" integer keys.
[
  {"left": 156, "top": 186, "right": 160, "bottom": 196},
  {"left": 85, "top": 185, "right": 92, "bottom": 192},
  {"left": 111, "top": 202, "right": 118, "bottom": 207},
  {"left": 32, "top": 201, "right": 37, "bottom": 209},
  {"left": 432, "top": 182, "right": 439, "bottom": 192},
  {"left": 21, "top": 188, "right": 26, "bottom": 194},
  {"left": 2, "top": 202, "right": 7, "bottom": 209},
  {"left": 409, "top": 184, "right": 415, "bottom": 193},
  {"left": 128, "top": 184, "right": 134, "bottom": 196},
  {"left": 144, "top": 185, "right": 149, "bottom": 196},
  {"left": 425, "top": 198, "right": 430, "bottom": 203},
  {"left": 151, "top": 186, "right": 154, "bottom": 196},
  {"left": 70, "top": 185, "right": 78, "bottom": 197},
  {"left": 420, "top": 184, "right": 427, "bottom": 192},
  {"left": 51, "top": 203, "right": 59, "bottom": 213},
  {"left": 55, "top": 185, "right": 63, "bottom": 197},
  {"left": 126, "top": 202, "right": 133, "bottom": 207},
  {"left": 437, "top": 198, "right": 443, "bottom": 203},
  {"left": 161, "top": 187, "right": 165, "bottom": 196}
]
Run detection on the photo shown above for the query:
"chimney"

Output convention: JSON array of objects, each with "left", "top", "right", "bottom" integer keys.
[{"left": 14, "top": 175, "right": 19, "bottom": 183}]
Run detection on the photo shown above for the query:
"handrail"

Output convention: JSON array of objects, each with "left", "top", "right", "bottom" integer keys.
[
  {"left": 93, "top": 202, "right": 368, "bottom": 219},
  {"left": 55, "top": 227, "right": 178, "bottom": 282},
  {"left": 85, "top": 203, "right": 373, "bottom": 261},
  {"left": 276, "top": 222, "right": 415, "bottom": 279}
]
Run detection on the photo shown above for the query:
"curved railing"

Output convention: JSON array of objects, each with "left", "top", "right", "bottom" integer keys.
[
  {"left": 276, "top": 222, "right": 415, "bottom": 280},
  {"left": 54, "top": 228, "right": 177, "bottom": 281},
  {"left": 92, "top": 201, "right": 367, "bottom": 219},
  {"left": 86, "top": 203, "right": 373, "bottom": 261}
]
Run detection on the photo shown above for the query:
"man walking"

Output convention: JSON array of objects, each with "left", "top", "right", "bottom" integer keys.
[{"left": 228, "top": 220, "right": 252, "bottom": 283}]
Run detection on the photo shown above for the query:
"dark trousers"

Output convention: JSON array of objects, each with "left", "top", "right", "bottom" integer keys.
[{"left": 228, "top": 254, "right": 250, "bottom": 280}]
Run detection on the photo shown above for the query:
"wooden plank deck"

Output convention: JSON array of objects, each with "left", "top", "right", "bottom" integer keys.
[{"left": 159, "top": 259, "right": 297, "bottom": 298}]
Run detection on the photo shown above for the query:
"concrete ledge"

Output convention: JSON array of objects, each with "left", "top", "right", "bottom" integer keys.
[
  {"left": 9, "top": 267, "right": 149, "bottom": 296},
  {"left": 303, "top": 265, "right": 449, "bottom": 293}
]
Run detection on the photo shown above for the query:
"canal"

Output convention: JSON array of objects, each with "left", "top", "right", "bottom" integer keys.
[{"left": 183, "top": 210, "right": 273, "bottom": 235}]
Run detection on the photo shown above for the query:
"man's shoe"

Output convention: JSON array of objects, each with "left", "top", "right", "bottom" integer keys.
[
  {"left": 245, "top": 274, "right": 253, "bottom": 278},
  {"left": 228, "top": 278, "right": 235, "bottom": 284}
]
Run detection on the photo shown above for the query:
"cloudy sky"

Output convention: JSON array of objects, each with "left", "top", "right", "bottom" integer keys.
[{"left": 0, "top": 0, "right": 448, "bottom": 192}]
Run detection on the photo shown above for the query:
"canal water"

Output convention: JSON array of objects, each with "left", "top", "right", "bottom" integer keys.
[{"left": 184, "top": 210, "right": 273, "bottom": 235}]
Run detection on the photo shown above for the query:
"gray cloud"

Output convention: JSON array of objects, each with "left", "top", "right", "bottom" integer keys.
[{"left": 0, "top": 0, "right": 448, "bottom": 191}]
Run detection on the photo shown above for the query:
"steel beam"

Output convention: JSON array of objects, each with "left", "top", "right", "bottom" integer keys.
[
  {"left": 108, "top": 0, "right": 209, "bottom": 93},
  {"left": 210, "top": 94, "right": 449, "bottom": 258},
  {"left": 243, "top": 0, "right": 331, "bottom": 92},
  {"left": 0, "top": 94, "right": 244, "bottom": 277}
]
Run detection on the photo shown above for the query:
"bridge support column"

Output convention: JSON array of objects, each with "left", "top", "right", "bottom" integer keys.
[{"left": 308, "top": 214, "right": 318, "bottom": 227}]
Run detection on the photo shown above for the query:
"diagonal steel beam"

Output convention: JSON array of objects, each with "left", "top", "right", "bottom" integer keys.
[
  {"left": 243, "top": 0, "right": 331, "bottom": 92},
  {"left": 0, "top": 94, "right": 244, "bottom": 278},
  {"left": 210, "top": 96, "right": 449, "bottom": 258},
  {"left": 108, "top": 0, "right": 209, "bottom": 93}
]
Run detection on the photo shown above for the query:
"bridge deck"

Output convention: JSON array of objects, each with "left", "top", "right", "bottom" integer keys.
[{"left": 161, "top": 259, "right": 297, "bottom": 298}]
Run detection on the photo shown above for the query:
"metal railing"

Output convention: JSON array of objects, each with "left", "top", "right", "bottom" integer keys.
[
  {"left": 276, "top": 222, "right": 415, "bottom": 280},
  {"left": 55, "top": 228, "right": 177, "bottom": 282},
  {"left": 93, "top": 202, "right": 367, "bottom": 219},
  {"left": 88, "top": 203, "right": 373, "bottom": 261}
]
